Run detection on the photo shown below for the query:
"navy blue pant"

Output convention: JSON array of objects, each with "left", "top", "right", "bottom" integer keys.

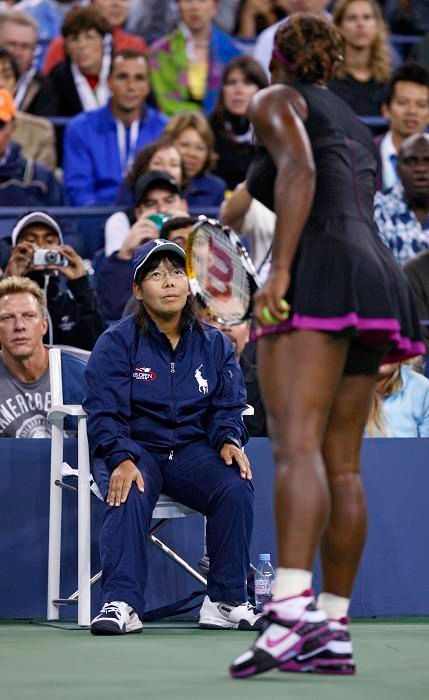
[{"left": 93, "top": 441, "right": 254, "bottom": 621}]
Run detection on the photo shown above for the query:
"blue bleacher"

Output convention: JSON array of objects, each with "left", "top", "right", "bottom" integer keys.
[{"left": 0, "top": 207, "right": 221, "bottom": 261}]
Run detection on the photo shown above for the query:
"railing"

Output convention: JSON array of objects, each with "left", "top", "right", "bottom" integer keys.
[{"left": 0, "top": 206, "right": 221, "bottom": 259}]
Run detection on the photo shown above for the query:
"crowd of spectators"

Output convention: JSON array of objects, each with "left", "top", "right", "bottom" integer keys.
[{"left": 1, "top": 0, "right": 429, "bottom": 440}]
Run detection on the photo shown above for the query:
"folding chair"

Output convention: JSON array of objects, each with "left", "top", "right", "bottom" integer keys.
[{"left": 46, "top": 347, "right": 205, "bottom": 628}]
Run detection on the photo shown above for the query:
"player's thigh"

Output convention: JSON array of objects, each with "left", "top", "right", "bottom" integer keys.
[{"left": 257, "top": 330, "right": 350, "bottom": 447}]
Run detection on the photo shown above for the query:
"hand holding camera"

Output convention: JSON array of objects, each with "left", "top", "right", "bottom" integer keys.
[
  {"left": 6, "top": 241, "right": 86, "bottom": 281},
  {"left": 45, "top": 244, "right": 86, "bottom": 281}
]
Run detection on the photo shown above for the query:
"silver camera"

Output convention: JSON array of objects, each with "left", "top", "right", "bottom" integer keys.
[{"left": 32, "top": 248, "right": 68, "bottom": 267}]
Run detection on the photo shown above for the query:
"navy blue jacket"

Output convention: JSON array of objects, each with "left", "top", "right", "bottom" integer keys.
[
  {"left": 184, "top": 172, "right": 226, "bottom": 209},
  {"left": 96, "top": 252, "right": 133, "bottom": 322},
  {"left": 0, "top": 142, "right": 64, "bottom": 206},
  {"left": 84, "top": 315, "right": 248, "bottom": 472}
]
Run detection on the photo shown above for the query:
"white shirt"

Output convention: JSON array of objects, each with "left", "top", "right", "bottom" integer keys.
[
  {"left": 104, "top": 210, "right": 131, "bottom": 257},
  {"left": 242, "top": 198, "right": 276, "bottom": 274},
  {"left": 379, "top": 130, "right": 399, "bottom": 192}
]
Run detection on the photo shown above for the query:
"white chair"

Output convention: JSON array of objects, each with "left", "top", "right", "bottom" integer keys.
[{"left": 46, "top": 348, "right": 205, "bottom": 628}]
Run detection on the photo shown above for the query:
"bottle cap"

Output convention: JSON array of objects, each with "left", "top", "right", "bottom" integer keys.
[{"left": 259, "top": 553, "right": 270, "bottom": 561}]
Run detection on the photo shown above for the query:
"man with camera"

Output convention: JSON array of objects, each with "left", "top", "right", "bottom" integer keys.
[{"left": 4, "top": 212, "right": 105, "bottom": 350}]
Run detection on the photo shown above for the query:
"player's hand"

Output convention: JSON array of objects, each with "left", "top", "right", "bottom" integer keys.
[
  {"left": 253, "top": 269, "right": 290, "bottom": 326},
  {"left": 220, "top": 443, "right": 252, "bottom": 480},
  {"left": 107, "top": 459, "right": 145, "bottom": 506}
]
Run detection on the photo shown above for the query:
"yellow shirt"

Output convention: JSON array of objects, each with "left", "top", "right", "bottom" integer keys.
[{"left": 188, "top": 61, "right": 208, "bottom": 102}]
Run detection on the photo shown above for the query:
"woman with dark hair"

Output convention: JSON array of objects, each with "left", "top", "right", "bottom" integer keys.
[
  {"left": 329, "top": 0, "right": 392, "bottom": 116},
  {"left": 106, "top": 137, "right": 185, "bottom": 256},
  {"left": 163, "top": 111, "right": 227, "bottom": 208},
  {"left": 43, "top": 0, "right": 147, "bottom": 74},
  {"left": 48, "top": 7, "right": 112, "bottom": 116},
  {"left": 209, "top": 56, "right": 268, "bottom": 190},
  {"left": 126, "top": 139, "right": 185, "bottom": 191},
  {"left": 230, "top": 13, "right": 424, "bottom": 679},
  {"left": 84, "top": 238, "right": 260, "bottom": 636}
]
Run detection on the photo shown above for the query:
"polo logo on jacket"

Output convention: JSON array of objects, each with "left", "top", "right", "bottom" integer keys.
[
  {"left": 194, "top": 365, "right": 208, "bottom": 394},
  {"left": 133, "top": 367, "right": 157, "bottom": 381}
]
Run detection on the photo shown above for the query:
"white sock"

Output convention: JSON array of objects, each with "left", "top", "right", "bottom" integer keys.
[
  {"left": 318, "top": 592, "right": 350, "bottom": 620},
  {"left": 273, "top": 568, "right": 312, "bottom": 600}
]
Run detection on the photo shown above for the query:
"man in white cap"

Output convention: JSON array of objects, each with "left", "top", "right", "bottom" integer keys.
[{"left": 4, "top": 211, "right": 105, "bottom": 349}]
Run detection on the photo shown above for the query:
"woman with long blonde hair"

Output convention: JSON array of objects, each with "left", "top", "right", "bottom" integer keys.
[
  {"left": 330, "top": 0, "right": 392, "bottom": 116},
  {"left": 366, "top": 359, "right": 429, "bottom": 437}
]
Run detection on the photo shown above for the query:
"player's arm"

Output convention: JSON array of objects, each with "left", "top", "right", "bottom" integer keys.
[{"left": 248, "top": 86, "right": 316, "bottom": 321}]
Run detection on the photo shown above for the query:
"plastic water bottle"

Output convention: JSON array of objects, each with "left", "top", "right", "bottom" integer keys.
[{"left": 254, "top": 554, "right": 275, "bottom": 612}]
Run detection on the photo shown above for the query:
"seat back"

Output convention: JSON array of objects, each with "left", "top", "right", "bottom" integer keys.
[{"left": 49, "top": 347, "right": 63, "bottom": 406}]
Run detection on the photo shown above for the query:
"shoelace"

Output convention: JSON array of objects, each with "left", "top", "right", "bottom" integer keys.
[
  {"left": 100, "top": 604, "right": 122, "bottom": 619},
  {"left": 245, "top": 602, "right": 259, "bottom": 616}
]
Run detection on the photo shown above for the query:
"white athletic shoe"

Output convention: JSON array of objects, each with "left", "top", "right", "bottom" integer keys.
[
  {"left": 199, "top": 595, "right": 263, "bottom": 630},
  {"left": 90, "top": 601, "right": 143, "bottom": 635}
]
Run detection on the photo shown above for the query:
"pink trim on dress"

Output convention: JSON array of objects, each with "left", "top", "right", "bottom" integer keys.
[{"left": 251, "top": 311, "right": 425, "bottom": 363}]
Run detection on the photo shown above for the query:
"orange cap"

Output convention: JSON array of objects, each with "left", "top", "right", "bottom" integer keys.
[{"left": 0, "top": 90, "right": 16, "bottom": 122}]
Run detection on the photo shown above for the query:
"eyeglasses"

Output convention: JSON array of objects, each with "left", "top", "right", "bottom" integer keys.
[{"left": 143, "top": 268, "right": 187, "bottom": 282}]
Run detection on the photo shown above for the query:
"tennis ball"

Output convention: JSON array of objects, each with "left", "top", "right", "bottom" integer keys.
[{"left": 261, "top": 300, "right": 290, "bottom": 325}]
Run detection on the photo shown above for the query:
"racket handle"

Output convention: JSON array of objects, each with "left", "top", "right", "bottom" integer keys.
[{"left": 261, "top": 300, "right": 290, "bottom": 325}]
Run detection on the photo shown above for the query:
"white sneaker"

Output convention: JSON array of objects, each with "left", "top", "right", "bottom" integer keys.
[
  {"left": 90, "top": 601, "right": 143, "bottom": 635},
  {"left": 199, "top": 595, "right": 263, "bottom": 630}
]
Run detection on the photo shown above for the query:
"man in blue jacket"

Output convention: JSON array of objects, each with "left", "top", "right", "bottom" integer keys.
[
  {"left": 63, "top": 49, "right": 167, "bottom": 206},
  {"left": 85, "top": 239, "right": 259, "bottom": 634}
]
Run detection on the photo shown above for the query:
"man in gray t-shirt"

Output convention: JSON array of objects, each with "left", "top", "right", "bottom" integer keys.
[
  {"left": 0, "top": 360, "right": 51, "bottom": 437},
  {"left": 0, "top": 276, "right": 51, "bottom": 438}
]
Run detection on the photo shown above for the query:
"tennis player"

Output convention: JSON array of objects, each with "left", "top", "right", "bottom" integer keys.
[{"left": 230, "top": 14, "right": 425, "bottom": 678}]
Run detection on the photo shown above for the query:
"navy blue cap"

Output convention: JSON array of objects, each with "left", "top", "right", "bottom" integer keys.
[
  {"left": 132, "top": 238, "right": 186, "bottom": 281},
  {"left": 134, "top": 170, "right": 182, "bottom": 204}
]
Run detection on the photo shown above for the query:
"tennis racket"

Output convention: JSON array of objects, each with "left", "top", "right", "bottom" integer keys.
[{"left": 186, "top": 216, "right": 262, "bottom": 325}]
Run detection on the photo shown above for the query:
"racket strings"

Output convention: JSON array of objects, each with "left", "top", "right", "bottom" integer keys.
[{"left": 190, "top": 224, "right": 251, "bottom": 324}]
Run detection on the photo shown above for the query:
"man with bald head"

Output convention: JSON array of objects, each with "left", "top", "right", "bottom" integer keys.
[
  {"left": 253, "top": 0, "right": 331, "bottom": 76},
  {"left": 374, "top": 133, "right": 429, "bottom": 265}
]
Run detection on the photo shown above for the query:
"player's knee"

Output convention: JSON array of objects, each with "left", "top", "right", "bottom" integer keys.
[
  {"left": 328, "top": 470, "right": 363, "bottom": 499},
  {"left": 272, "top": 432, "right": 321, "bottom": 465}
]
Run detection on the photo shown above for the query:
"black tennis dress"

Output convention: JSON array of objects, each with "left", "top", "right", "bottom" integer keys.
[{"left": 247, "top": 81, "right": 425, "bottom": 362}]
